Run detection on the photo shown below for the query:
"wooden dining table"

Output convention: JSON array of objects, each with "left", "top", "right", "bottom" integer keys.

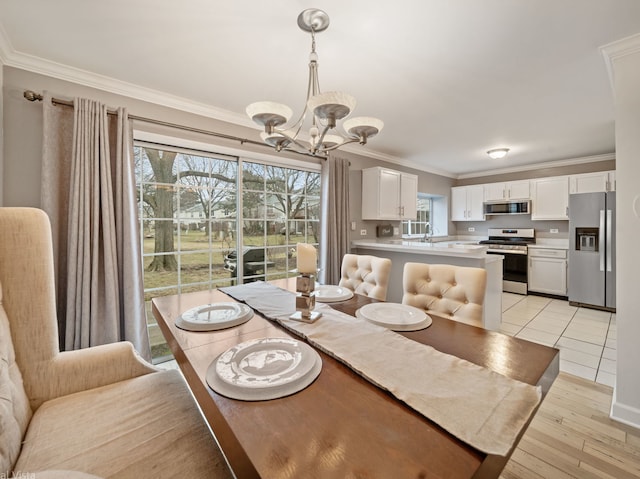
[{"left": 152, "top": 278, "right": 559, "bottom": 479}]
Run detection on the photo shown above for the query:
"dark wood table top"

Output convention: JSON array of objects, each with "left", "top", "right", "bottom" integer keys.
[{"left": 152, "top": 278, "right": 559, "bottom": 479}]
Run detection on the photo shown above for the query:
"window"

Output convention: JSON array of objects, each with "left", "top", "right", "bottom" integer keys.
[
  {"left": 402, "top": 193, "right": 448, "bottom": 238},
  {"left": 241, "top": 161, "right": 321, "bottom": 282},
  {"left": 402, "top": 196, "right": 432, "bottom": 236},
  {"left": 134, "top": 143, "right": 321, "bottom": 362}
]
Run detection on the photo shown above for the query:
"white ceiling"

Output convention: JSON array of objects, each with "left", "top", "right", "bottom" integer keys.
[{"left": 1, "top": 1, "right": 640, "bottom": 177}]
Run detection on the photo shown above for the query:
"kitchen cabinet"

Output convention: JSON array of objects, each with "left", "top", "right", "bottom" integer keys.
[
  {"left": 451, "top": 185, "right": 485, "bottom": 221},
  {"left": 609, "top": 171, "right": 616, "bottom": 191},
  {"left": 569, "top": 171, "right": 615, "bottom": 194},
  {"left": 528, "top": 248, "right": 567, "bottom": 296},
  {"left": 531, "top": 176, "right": 569, "bottom": 220},
  {"left": 362, "top": 167, "right": 418, "bottom": 220},
  {"left": 484, "top": 180, "right": 530, "bottom": 201}
]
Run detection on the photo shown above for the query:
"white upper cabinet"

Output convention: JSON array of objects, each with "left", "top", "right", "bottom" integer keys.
[
  {"left": 569, "top": 171, "right": 616, "bottom": 194},
  {"left": 609, "top": 171, "right": 616, "bottom": 191},
  {"left": 451, "top": 185, "right": 485, "bottom": 221},
  {"left": 484, "top": 180, "right": 530, "bottom": 201},
  {"left": 451, "top": 187, "right": 468, "bottom": 221},
  {"left": 531, "top": 176, "right": 569, "bottom": 220},
  {"left": 362, "top": 167, "right": 418, "bottom": 220},
  {"left": 399, "top": 174, "right": 418, "bottom": 219}
]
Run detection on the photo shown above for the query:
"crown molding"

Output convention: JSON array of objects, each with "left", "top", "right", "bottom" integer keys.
[
  {"left": 0, "top": 34, "right": 614, "bottom": 181},
  {"left": 339, "top": 143, "right": 457, "bottom": 178},
  {"left": 456, "top": 152, "right": 616, "bottom": 180},
  {"left": 601, "top": 33, "right": 640, "bottom": 91},
  {"left": 1, "top": 44, "right": 452, "bottom": 177}
]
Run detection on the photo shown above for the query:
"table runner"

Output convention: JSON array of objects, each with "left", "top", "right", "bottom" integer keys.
[{"left": 219, "top": 281, "right": 541, "bottom": 456}]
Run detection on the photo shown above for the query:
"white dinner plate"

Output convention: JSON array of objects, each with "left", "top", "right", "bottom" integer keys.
[
  {"left": 315, "top": 285, "right": 354, "bottom": 303},
  {"left": 206, "top": 337, "right": 322, "bottom": 401},
  {"left": 356, "top": 303, "right": 432, "bottom": 331},
  {"left": 175, "top": 302, "right": 253, "bottom": 331}
]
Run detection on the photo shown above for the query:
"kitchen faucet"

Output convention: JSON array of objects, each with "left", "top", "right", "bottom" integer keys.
[{"left": 421, "top": 226, "right": 436, "bottom": 243}]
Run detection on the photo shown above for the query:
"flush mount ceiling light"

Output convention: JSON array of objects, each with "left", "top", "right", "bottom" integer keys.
[
  {"left": 246, "top": 8, "right": 384, "bottom": 157},
  {"left": 487, "top": 148, "right": 510, "bottom": 160}
]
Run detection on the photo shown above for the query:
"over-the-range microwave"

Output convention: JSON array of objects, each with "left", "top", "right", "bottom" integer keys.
[{"left": 483, "top": 200, "right": 531, "bottom": 215}]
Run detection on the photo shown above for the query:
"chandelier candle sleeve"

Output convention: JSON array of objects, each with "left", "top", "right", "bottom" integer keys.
[{"left": 297, "top": 243, "right": 317, "bottom": 274}]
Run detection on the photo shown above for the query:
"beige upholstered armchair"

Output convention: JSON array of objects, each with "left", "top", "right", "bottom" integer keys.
[
  {"left": 0, "top": 208, "right": 232, "bottom": 478},
  {"left": 338, "top": 253, "right": 392, "bottom": 301},
  {"left": 402, "top": 262, "right": 487, "bottom": 327}
]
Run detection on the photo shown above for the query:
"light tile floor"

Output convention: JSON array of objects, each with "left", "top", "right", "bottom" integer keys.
[{"left": 500, "top": 292, "right": 616, "bottom": 387}]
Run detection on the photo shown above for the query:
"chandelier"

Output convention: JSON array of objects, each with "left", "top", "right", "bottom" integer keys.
[{"left": 246, "top": 8, "right": 384, "bottom": 156}]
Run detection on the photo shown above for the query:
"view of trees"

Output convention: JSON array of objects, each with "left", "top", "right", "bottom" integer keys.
[
  {"left": 243, "top": 162, "right": 321, "bottom": 244},
  {"left": 134, "top": 145, "right": 320, "bottom": 276},
  {"left": 135, "top": 147, "right": 237, "bottom": 272}
]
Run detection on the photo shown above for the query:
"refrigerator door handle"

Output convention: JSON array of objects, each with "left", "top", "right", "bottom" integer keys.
[
  {"left": 599, "top": 209, "right": 605, "bottom": 272},
  {"left": 606, "top": 209, "right": 613, "bottom": 272}
]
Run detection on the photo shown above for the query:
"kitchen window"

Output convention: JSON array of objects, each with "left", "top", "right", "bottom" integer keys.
[
  {"left": 402, "top": 196, "right": 432, "bottom": 236},
  {"left": 402, "top": 193, "right": 448, "bottom": 238}
]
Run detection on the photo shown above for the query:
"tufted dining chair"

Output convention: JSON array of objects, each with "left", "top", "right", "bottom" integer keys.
[
  {"left": 402, "top": 262, "right": 487, "bottom": 327},
  {"left": 338, "top": 254, "right": 392, "bottom": 301}
]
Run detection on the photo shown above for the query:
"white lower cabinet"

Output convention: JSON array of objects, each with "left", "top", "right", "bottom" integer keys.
[{"left": 528, "top": 248, "right": 568, "bottom": 296}]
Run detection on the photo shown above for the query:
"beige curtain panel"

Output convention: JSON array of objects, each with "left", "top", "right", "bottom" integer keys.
[
  {"left": 41, "top": 93, "right": 150, "bottom": 360},
  {"left": 320, "top": 155, "right": 350, "bottom": 285}
]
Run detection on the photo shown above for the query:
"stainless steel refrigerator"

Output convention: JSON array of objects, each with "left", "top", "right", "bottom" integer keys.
[{"left": 568, "top": 192, "right": 616, "bottom": 309}]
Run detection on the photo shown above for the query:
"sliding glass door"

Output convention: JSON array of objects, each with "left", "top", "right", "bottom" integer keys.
[{"left": 134, "top": 144, "right": 320, "bottom": 361}]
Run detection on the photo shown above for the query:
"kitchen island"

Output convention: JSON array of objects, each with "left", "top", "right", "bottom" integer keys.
[{"left": 351, "top": 239, "right": 503, "bottom": 330}]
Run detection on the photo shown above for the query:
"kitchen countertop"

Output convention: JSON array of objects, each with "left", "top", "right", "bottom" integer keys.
[
  {"left": 350, "top": 239, "right": 491, "bottom": 259},
  {"left": 350, "top": 238, "right": 503, "bottom": 327}
]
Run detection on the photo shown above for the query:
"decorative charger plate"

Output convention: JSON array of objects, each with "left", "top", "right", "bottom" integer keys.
[
  {"left": 206, "top": 337, "right": 322, "bottom": 401},
  {"left": 175, "top": 303, "right": 253, "bottom": 331},
  {"left": 356, "top": 303, "right": 432, "bottom": 331},
  {"left": 315, "top": 285, "right": 354, "bottom": 303}
]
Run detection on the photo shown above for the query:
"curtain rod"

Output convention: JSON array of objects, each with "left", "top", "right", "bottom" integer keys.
[{"left": 22, "top": 89, "right": 322, "bottom": 160}]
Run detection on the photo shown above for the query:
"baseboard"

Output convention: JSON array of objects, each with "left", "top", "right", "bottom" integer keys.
[
  {"left": 610, "top": 390, "right": 640, "bottom": 429},
  {"left": 529, "top": 291, "right": 569, "bottom": 301},
  {"left": 568, "top": 301, "right": 615, "bottom": 313}
]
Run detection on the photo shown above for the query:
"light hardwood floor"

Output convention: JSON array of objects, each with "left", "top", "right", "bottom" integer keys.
[{"left": 501, "top": 372, "right": 640, "bottom": 479}]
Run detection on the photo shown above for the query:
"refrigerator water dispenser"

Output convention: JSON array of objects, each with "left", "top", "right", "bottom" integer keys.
[{"left": 575, "top": 228, "right": 599, "bottom": 252}]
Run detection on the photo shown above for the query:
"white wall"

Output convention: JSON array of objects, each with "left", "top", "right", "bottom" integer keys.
[{"left": 604, "top": 35, "right": 640, "bottom": 428}]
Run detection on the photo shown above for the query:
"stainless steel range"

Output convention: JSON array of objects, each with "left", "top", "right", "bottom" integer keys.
[{"left": 479, "top": 228, "right": 535, "bottom": 295}]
